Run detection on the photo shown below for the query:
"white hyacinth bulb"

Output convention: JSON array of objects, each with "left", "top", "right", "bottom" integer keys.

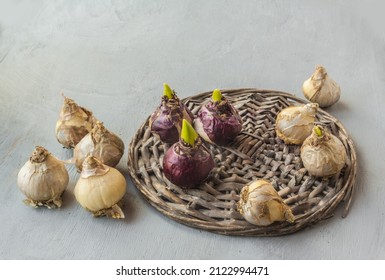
[
  {"left": 275, "top": 103, "right": 319, "bottom": 145},
  {"left": 301, "top": 126, "right": 346, "bottom": 177},
  {"left": 17, "top": 146, "right": 69, "bottom": 208},
  {"left": 302, "top": 65, "right": 341, "bottom": 108},
  {"left": 74, "top": 155, "right": 126, "bottom": 219},
  {"left": 238, "top": 180, "right": 294, "bottom": 226},
  {"left": 73, "top": 121, "right": 124, "bottom": 171}
]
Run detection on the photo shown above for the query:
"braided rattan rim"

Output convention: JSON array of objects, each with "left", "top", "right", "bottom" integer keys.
[{"left": 127, "top": 89, "right": 357, "bottom": 236}]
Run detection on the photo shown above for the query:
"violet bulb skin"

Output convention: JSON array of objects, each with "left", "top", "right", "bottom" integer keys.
[
  {"left": 194, "top": 89, "right": 242, "bottom": 146},
  {"left": 149, "top": 83, "right": 194, "bottom": 144},
  {"left": 163, "top": 119, "right": 215, "bottom": 188}
]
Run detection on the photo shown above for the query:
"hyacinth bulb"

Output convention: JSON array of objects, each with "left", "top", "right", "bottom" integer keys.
[
  {"left": 149, "top": 83, "right": 194, "bottom": 144},
  {"left": 17, "top": 146, "right": 69, "bottom": 208},
  {"left": 238, "top": 179, "right": 294, "bottom": 226},
  {"left": 194, "top": 89, "right": 242, "bottom": 145},
  {"left": 302, "top": 65, "right": 341, "bottom": 108},
  {"left": 275, "top": 103, "right": 319, "bottom": 145},
  {"left": 73, "top": 121, "right": 124, "bottom": 171},
  {"left": 301, "top": 125, "right": 346, "bottom": 177},
  {"left": 74, "top": 155, "right": 126, "bottom": 219},
  {"left": 55, "top": 94, "right": 95, "bottom": 148},
  {"left": 162, "top": 119, "right": 215, "bottom": 188}
]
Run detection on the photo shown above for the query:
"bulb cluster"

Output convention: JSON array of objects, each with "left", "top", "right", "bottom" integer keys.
[
  {"left": 16, "top": 73, "right": 346, "bottom": 228},
  {"left": 17, "top": 94, "right": 126, "bottom": 219},
  {"left": 150, "top": 85, "right": 243, "bottom": 188}
]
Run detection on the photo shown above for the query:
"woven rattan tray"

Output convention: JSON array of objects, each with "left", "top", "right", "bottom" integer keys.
[{"left": 127, "top": 89, "right": 357, "bottom": 236}]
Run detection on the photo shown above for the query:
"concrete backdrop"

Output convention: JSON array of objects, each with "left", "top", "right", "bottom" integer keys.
[{"left": 0, "top": 0, "right": 384, "bottom": 259}]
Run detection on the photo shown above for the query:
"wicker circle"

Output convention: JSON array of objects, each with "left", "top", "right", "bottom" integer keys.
[{"left": 127, "top": 89, "right": 357, "bottom": 236}]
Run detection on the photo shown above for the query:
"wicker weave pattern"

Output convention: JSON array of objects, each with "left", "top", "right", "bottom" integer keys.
[{"left": 128, "top": 89, "right": 357, "bottom": 236}]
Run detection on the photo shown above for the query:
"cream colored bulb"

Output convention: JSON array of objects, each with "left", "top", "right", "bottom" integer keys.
[
  {"left": 55, "top": 94, "right": 95, "bottom": 148},
  {"left": 74, "top": 155, "right": 126, "bottom": 219},
  {"left": 237, "top": 180, "right": 294, "bottom": 226},
  {"left": 275, "top": 103, "right": 318, "bottom": 145},
  {"left": 301, "top": 125, "right": 346, "bottom": 177},
  {"left": 17, "top": 146, "right": 69, "bottom": 208},
  {"left": 302, "top": 65, "right": 341, "bottom": 108},
  {"left": 73, "top": 121, "right": 124, "bottom": 171}
]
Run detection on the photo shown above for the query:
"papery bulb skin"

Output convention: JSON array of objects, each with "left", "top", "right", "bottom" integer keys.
[
  {"left": 73, "top": 121, "right": 124, "bottom": 171},
  {"left": 55, "top": 94, "right": 95, "bottom": 148},
  {"left": 237, "top": 180, "right": 294, "bottom": 226},
  {"left": 149, "top": 84, "right": 194, "bottom": 144},
  {"left": 275, "top": 103, "right": 319, "bottom": 145},
  {"left": 194, "top": 89, "right": 242, "bottom": 145},
  {"left": 17, "top": 146, "right": 69, "bottom": 208},
  {"left": 302, "top": 65, "right": 341, "bottom": 108},
  {"left": 74, "top": 155, "right": 126, "bottom": 219},
  {"left": 301, "top": 126, "right": 346, "bottom": 177}
]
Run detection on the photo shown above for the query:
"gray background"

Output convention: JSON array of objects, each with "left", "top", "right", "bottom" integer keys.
[{"left": 1, "top": 0, "right": 384, "bottom": 259}]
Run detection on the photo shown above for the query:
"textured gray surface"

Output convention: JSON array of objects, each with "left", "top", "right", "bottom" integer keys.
[{"left": 0, "top": 0, "right": 384, "bottom": 259}]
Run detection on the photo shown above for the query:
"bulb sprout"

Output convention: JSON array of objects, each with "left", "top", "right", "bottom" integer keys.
[
  {"left": 212, "top": 89, "right": 222, "bottom": 102},
  {"left": 181, "top": 119, "right": 198, "bottom": 147},
  {"left": 314, "top": 126, "right": 323, "bottom": 137},
  {"left": 163, "top": 83, "right": 174, "bottom": 99}
]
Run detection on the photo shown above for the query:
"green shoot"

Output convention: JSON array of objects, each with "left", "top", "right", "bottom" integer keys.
[
  {"left": 212, "top": 89, "right": 222, "bottom": 102},
  {"left": 314, "top": 126, "right": 323, "bottom": 137},
  {"left": 163, "top": 83, "right": 174, "bottom": 99},
  {"left": 181, "top": 119, "right": 198, "bottom": 146}
]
